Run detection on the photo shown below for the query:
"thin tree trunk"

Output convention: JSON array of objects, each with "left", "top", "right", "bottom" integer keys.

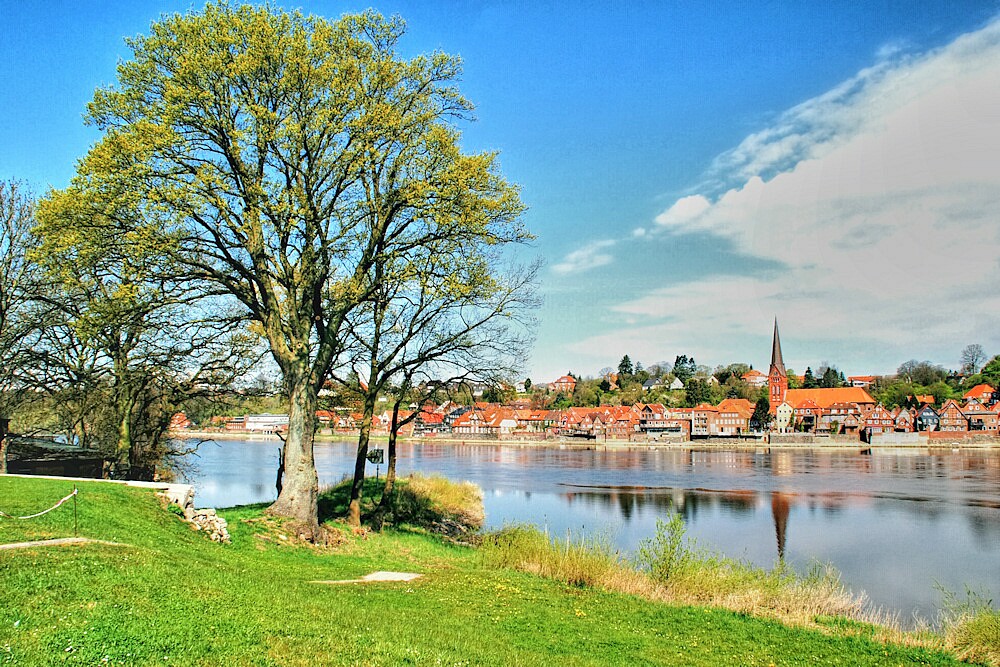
[
  {"left": 268, "top": 365, "right": 321, "bottom": 540},
  {"left": 378, "top": 400, "right": 401, "bottom": 512},
  {"left": 348, "top": 391, "right": 377, "bottom": 526}
]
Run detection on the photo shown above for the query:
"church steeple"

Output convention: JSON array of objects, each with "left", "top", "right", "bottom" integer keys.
[
  {"left": 770, "top": 318, "right": 785, "bottom": 375},
  {"left": 768, "top": 318, "right": 788, "bottom": 409}
]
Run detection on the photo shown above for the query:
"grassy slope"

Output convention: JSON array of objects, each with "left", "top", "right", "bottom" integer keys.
[{"left": 0, "top": 476, "right": 973, "bottom": 666}]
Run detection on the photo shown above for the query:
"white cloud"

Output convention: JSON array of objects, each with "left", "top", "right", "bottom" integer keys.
[
  {"left": 615, "top": 17, "right": 1000, "bottom": 370},
  {"left": 653, "top": 194, "right": 711, "bottom": 229},
  {"left": 551, "top": 239, "right": 617, "bottom": 275},
  {"left": 704, "top": 18, "right": 1000, "bottom": 191}
]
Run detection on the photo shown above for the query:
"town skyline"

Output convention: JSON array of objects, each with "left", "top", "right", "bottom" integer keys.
[{"left": 3, "top": 2, "right": 999, "bottom": 381}]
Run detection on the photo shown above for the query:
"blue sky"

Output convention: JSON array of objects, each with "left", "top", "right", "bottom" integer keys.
[{"left": 3, "top": 1, "right": 1000, "bottom": 382}]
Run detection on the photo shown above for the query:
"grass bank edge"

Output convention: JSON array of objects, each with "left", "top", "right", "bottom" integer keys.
[{"left": 1, "top": 474, "right": 996, "bottom": 666}]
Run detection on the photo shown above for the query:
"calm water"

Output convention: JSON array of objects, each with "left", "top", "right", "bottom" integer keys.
[{"left": 179, "top": 438, "right": 1000, "bottom": 622}]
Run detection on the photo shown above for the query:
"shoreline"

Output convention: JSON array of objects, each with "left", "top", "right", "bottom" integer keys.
[{"left": 171, "top": 429, "right": 1000, "bottom": 451}]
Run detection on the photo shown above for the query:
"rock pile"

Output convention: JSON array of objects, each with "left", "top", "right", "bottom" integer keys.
[{"left": 184, "top": 507, "right": 231, "bottom": 543}]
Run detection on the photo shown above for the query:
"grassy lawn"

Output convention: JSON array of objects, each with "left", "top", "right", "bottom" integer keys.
[{"left": 0, "top": 475, "right": 984, "bottom": 666}]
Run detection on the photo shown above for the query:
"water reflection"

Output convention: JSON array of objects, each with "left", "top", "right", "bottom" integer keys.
[{"left": 180, "top": 439, "right": 1000, "bottom": 621}]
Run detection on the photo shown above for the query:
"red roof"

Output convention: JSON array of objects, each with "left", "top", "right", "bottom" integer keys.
[{"left": 964, "top": 383, "right": 995, "bottom": 400}]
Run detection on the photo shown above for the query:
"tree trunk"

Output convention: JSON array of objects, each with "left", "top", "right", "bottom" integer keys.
[
  {"left": 348, "top": 391, "right": 377, "bottom": 526},
  {"left": 378, "top": 401, "right": 401, "bottom": 513},
  {"left": 268, "top": 366, "right": 321, "bottom": 540}
]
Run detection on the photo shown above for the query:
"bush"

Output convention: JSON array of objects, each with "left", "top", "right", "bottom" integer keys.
[{"left": 635, "top": 513, "right": 694, "bottom": 582}]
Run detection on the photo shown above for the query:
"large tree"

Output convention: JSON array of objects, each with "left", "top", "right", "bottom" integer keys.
[
  {"left": 0, "top": 180, "right": 39, "bottom": 472},
  {"left": 75, "top": 4, "right": 527, "bottom": 538}
]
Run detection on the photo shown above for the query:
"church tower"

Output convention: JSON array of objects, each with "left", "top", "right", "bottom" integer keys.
[{"left": 768, "top": 318, "right": 788, "bottom": 409}]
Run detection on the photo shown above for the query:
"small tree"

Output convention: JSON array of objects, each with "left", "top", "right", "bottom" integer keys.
[
  {"left": 673, "top": 355, "right": 696, "bottom": 384},
  {"left": 751, "top": 397, "right": 771, "bottom": 431},
  {"left": 618, "top": 355, "right": 634, "bottom": 378},
  {"left": 961, "top": 344, "right": 987, "bottom": 375}
]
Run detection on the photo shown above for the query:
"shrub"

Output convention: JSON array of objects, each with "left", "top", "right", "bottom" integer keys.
[{"left": 635, "top": 513, "right": 694, "bottom": 582}]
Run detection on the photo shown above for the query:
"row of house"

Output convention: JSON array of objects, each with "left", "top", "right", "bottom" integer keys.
[
  {"left": 773, "top": 384, "right": 1000, "bottom": 436},
  {"left": 171, "top": 376, "right": 1000, "bottom": 441}
]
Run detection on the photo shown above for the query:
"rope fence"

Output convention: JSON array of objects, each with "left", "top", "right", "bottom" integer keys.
[{"left": 0, "top": 487, "right": 79, "bottom": 535}]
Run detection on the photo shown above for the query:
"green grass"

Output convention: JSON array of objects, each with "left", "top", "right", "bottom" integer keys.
[{"left": 0, "top": 475, "right": 987, "bottom": 666}]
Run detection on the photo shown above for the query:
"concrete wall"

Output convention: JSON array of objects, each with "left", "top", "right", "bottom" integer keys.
[{"left": 868, "top": 432, "right": 929, "bottom": 446}]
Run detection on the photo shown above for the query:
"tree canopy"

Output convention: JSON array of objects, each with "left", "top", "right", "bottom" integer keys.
[{"left": 60, "top": 3, "right": 533, "bottom": 537}]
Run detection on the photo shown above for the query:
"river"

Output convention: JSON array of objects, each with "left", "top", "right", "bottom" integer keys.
[{"left": 178, "top": 438, "right": 1000, "bottom": 623}]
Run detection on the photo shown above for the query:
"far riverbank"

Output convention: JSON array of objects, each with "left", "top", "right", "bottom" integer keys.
[{"left": 171, "top": 429, "right": 1000, "bottom": 450}]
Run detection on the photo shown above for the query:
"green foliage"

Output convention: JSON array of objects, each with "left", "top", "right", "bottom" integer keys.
[
  {"left": 981, "top": 355, "right": 1000, "bottom": 389},
  {"left": 819, "top": 365, "right": 843, "bottom": 388},
  {"left": 636, "top": 513, "right": 695, "bottom": 582},
  {"left": 684, "top": 378, "right": 710, "bottom": 407},
  {"left": 618, "top": 354, "right": 634, "bottom": 378},
  {"left": 803, "top": 367, "right": 819, "bottom": 388},
  {"left": 786, "top": 368, "right": 802, "bottom": 389},
  {"left": 673, "top": 355, "right": 696, "bottom": 383},
  {"left": 752, "top": 397, "right": 771, "bottom": 430},
  {"left": 713, "top": 363, "right": 750, "bottom": 385}
]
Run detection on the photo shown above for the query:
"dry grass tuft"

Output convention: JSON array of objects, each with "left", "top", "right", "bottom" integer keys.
[
  {"left": 939, "top": 588, "right": 1000, "bottom": 666},
  {"left": 481, "top": 519, "right": 903, "bottom": 637},
  {"left": 402, "top": 474, "right": 484, "bottom": 532}
]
